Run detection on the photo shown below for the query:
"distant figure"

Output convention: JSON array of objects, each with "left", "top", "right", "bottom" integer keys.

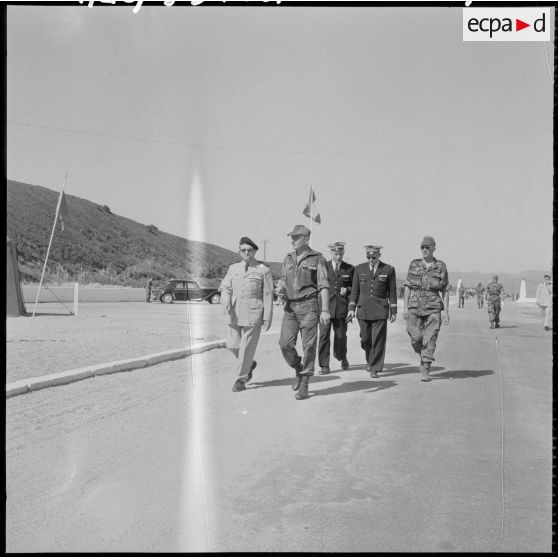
[
  {"left": 485, "top": 274, "right": 504, "bottom": 329},
  {"left": 220, "top": 236, "right": 274, "bottom": 392},
  {"left": 347, "top": 244, "right": 397, "bottom": 378},
  {"left": 317, "top": 242, "right": 354, "bottom": 375},
  {"left": 145, "top": 278, "right": 153, "bottom": 303},
  {"left": 458, "top": 285, "right": 466, "bottom": 308},
  {"left": 476, "top": 282, "right": 485, "bottom": 309},
  {"left": 536, "top": 274, "right": 553, "bottom": 331},
  {"left": 403, "top": 236, "right": 449, "bottom": 382}
]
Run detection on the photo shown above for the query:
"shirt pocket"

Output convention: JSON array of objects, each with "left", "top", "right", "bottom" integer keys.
[
  {"left": 299, "top": 260, "right": 317, "bottom": 286},
  {"left": 427, "top": 271, "right": 444, "bottom": 290}
]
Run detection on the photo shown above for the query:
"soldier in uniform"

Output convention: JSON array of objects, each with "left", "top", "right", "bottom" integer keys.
[
  {"left": 145, "top": 278, "right": 152, "bottom": 303},
  {"left": 276, "top": 225, "right": 330, "bottom": 400},
  {"left": 403, "top": 236, "right": 449, "bottom": 382},
  {"left": 220, "top": 237, "right": 274, "bottom": 392},
  {"left": 317, "top": 242, "right": 355, "bottom": 374},
  {"left": 458, "top": 284, "right": 466, "bottom": 308},
  {"left": 485, "top": 274, "right": 504, "bottom": 329},
  {"left": 476, "top": 282, "right": 485, "bottom": 309},
  {"left": 346, "top": 245, "right": 397, "bottom": 378},
  {"left": 536, "top": 274, "right": 553, "bottom": 331}
]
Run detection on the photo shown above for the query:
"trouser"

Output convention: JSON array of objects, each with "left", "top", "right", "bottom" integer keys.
[
  {"left": 477, "top": 296, "right": 483, "bottom": 308},
  {"left": 406, "top": 312, "right": 441, "bottom": 363},
  {"left": 487, "top": 300, "right": 501, "bottom": 324},
  {"left": 318, "top": 317, "right": 348, "bottom": 367},
  {"left": 226, "top": 324, "right": 262, "bottom": 380},
  {"left": 146, "top": 290, "right": 151, "bottom": 302},
  {"left": 358, "top": 318, "right": 387, "bottom": 372},
  {"left": 458, "top": 296, "right": 465, "bottom": 308},
  {"left": 279, "top": 299, "right": 319, "bottom": 376},
  {"left": 542, "top": 305, "right": 552, "bottom": 328}
]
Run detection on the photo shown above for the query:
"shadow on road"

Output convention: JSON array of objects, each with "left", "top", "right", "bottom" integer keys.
[
  {"left": 380, "top": 364, "right": 444, "bottom": 377},
  {"left": 431, "top": 369, "right": 494, "bottom": 380},
  {"left": 249, "top": 374, "right": 338, "bottom": 389},
  {"left": 311, "top": 379, "right": 397, "bottom": 397},
  {"left": 497, "top": 325, "right": 518, "bottom": 329}
]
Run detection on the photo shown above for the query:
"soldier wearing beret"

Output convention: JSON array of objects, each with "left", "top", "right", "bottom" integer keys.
[
  {"left": 220, "top": 236, "right": 274, "bottom": 392},
  {"left": 347, "top": 245, "right": 397, "bottom": 378},
  {"left": 403, "top": 236, "right": 449, "bottom": 382},
  {"left": 485, "top": 274, "right": 504, "bottom": 329},
  {"left": 276, "top": 225, "right": 330, "bottom": 400},
  {"left": 318, "top": 242, "right": 355, "bottom": 374}
]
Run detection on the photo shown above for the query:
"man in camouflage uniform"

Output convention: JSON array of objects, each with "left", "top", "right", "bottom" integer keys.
[
  {"left": 276, "top": 225, "right": 330, "bottom": 400},
  {"left": 485, "top": 274, "right": 504, "bottom": 329},
  {"left": 403, "top": 236, "right": 449, "bottom": 382},
  {"left": 476, "top": 282, "right": 485, "bottom": 309}
]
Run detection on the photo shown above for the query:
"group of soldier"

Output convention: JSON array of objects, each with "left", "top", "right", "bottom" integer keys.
[{"left": 219, "top": 225, "right": 451, "bottom": 400}]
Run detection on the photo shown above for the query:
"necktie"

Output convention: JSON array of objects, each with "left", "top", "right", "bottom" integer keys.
[
  {"left": 245, "top": 263, "right": 249, "bottom": 272},
  {"left": 334, "top": 263, "right": 339, "bottom": 273}
]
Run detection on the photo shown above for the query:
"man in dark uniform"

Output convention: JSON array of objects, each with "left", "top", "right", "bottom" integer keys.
[
  {"left": 346, "top": 245, "right": 397, "bottom": 378},
  {"left": 403, "top": 236, "right": 449, "bottom": 382},
  {"left": 318, "top": 242, "right": 355, "bottom": 374},
  {"left": 458, "top": 284, "right": 465, "bottom": 308},
  {"left": 485, "top": 274, "right": 504, "bottom": 329},
  {"left": 476, "top": 282, "right": 485, "bottom": 309},
  {"left": 276, "top": 225, "right": 330, "bottom": 400}
]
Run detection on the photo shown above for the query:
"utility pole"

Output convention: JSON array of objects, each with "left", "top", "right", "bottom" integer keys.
[{"left": 262, "top": 239, "right": 268, "bottom": 262}]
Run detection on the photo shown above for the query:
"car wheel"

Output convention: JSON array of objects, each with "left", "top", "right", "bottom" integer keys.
[
  {"left": 162, "top": 293, "right": 174, "bottom": 304},
  {"left": 209, "top": 293, "right": 221, "bottom": 304}
]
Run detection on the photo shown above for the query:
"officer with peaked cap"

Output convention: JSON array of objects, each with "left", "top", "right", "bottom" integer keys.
[
  {"left": 220, "top": 236, "right": 274, "bottom": 392},
  {"left": 276, "top": 224, "right": 330, "bottom": 400},
  {"left": 317, "top": 241, "right": 355, "bottom": 374},
  {"left": 347, "top": 244, "right": 397, "bottom": 378},
  {"left": 403, "top": 236, "right": 449, "bottom": 382}
]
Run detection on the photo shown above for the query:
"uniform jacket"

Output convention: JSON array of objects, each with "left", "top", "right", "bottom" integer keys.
[
  {"left": 405, "top": 258, "right": 449, "bottom": 315},
  {"left": 349, "top": 261, "right": 397, "bottom": 320},
  {"left": 485, "top": 281, "right": 504, "bottom": 301},
  {"left": 476, "top": 286, "right": 485, "bottom": 298},
  {"left": 536, "top": 283, "right": 552, "bottom": 307},
  {"left": 220, "top": 261, "right": 274, "bottom": 327},
  {"left": 281, "top": 248, "right": 329, "bottom": 301},
  {"left": 319, "top": 260, "right": 354, "bottom": 318}
]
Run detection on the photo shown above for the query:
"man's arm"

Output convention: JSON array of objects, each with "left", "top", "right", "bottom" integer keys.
[
  {"left": 403, "top": 285, "right": 411, "bottom": 319},
  {"left": 347, "top": 265, "right": 360, "bottom": 322},
  {"left": 316, "top": 255, "right": 331, "bottom": 326},
  {"left": 220, "top": 266, "right": 233, "bottom": 314},
  {"left": 388, "top": 266, "right": 397, "bottom": 322},
  {"left": 262, "top": 267, "right": 273, "bottom": 329}
]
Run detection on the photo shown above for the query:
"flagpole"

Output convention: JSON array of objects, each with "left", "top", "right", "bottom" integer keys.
[
  {"left": 309, "top": 181, "right": 314, "bottom": 240},
  {"left": 32, "top": 173, "right": 68, "bottom": 317}
]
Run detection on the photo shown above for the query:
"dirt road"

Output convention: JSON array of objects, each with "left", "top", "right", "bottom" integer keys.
[{"left": 6, "top": 301, "right": 552, "bottom": 552}]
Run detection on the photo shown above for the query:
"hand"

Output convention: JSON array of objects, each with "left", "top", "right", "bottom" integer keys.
[
  {"left": 263, "top": 320, "right": 271, "bottom": 332},
  {"left": 442, "top": 309, "right": 450, "bottom": 325},
  {"left": 224, "top": 304, "right": 231, "bottom": 315},
  {"left": 346, "top": 310, "right": 355, "bottom": 323},
  {"left": 340, "top": 287, "right": 347, "bottom": 297},
  {"left": 389, "top": 314, "right": 397, "bottom": 323},
  {"left": 320, "top": 311, "right": 331, "bottom": 327}
]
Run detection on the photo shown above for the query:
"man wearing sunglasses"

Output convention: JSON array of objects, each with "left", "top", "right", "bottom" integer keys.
[
  {"left": 276, "top": 225, "right": 330, "bottom": 400},
  {"left": 403, "top": 236, "right": 449, "bottom": 382},
  {"left": 220, "top": 236, "right": 274, "bottom": 392},
  {"left": 347, "top": 245, "right": 397, "bottom": 378}
]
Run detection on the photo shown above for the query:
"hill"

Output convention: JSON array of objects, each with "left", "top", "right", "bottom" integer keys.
[{"left": 7, "top": 180, "right": 246, "bottom": 287}]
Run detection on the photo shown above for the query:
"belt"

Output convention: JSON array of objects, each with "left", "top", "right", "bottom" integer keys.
[
  {"left": 288, "top": 294, "right": 318, "bottom": 303},
  {"left": 417, "top": 289, "right": 440, "bottom": 296}
]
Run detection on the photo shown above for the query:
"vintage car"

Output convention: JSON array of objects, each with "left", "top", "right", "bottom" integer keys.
[{"left": 153, "top": 279, "right": 221, "bottom": 304}]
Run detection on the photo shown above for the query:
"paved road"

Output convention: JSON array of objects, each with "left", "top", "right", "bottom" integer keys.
[{"left": 6, "top": 301, "right": 552, "bottom": 552}]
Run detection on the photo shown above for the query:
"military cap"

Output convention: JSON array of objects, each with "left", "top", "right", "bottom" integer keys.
[
  {"left": 420, "top": 236, "right": 436, "bottom": 247},
  {"left": 239, "top": 236, "right": 259, "bottom": 250},
  {"left": 364, "top": 244, "right": 383, "bottom": 253},
  {"left": 329, "top": 241, "right": 346, "bottom": 252},
  {"left": 287, "top": 224, "right": 311, "bottom": 237},
  {"left": 544, "top": 274, "right": 551, "bottom": 279}
]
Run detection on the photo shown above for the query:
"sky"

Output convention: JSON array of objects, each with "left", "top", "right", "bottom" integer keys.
[{"left": 7, "top": 3, "right": 554, "bottom": 274}]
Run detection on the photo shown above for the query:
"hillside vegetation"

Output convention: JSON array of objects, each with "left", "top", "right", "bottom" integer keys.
[{"left": 7, "top": 180, "right": 246, "bottom": 287}]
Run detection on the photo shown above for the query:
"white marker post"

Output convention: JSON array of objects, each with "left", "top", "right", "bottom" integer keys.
[{"left": 73, "top": 281, "right": 79, "bottom": 317}]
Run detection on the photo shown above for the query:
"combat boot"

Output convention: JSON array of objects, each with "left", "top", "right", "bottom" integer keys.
[
  {"left": 232, "top": 379, "right": 246, "bottom": 392},
  {"left": 246, "top": 360, "right": 257, "bottom": 383},
  {"left": 295, "top": 374, "right": 310, "bottom": 400},
  {"left": 420, "top": 362, "right": 432, "bottom": 382},
  {"left": 292, "top": 363, "right": 303, "bottom": 391}
]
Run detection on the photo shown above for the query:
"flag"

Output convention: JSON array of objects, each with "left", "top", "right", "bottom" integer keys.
[
  {"left": 56, "top": 190, "right": 69, "bottom": 232},
  {"left": 302, "top": 186, "right": 321, "bottom": 224}
]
